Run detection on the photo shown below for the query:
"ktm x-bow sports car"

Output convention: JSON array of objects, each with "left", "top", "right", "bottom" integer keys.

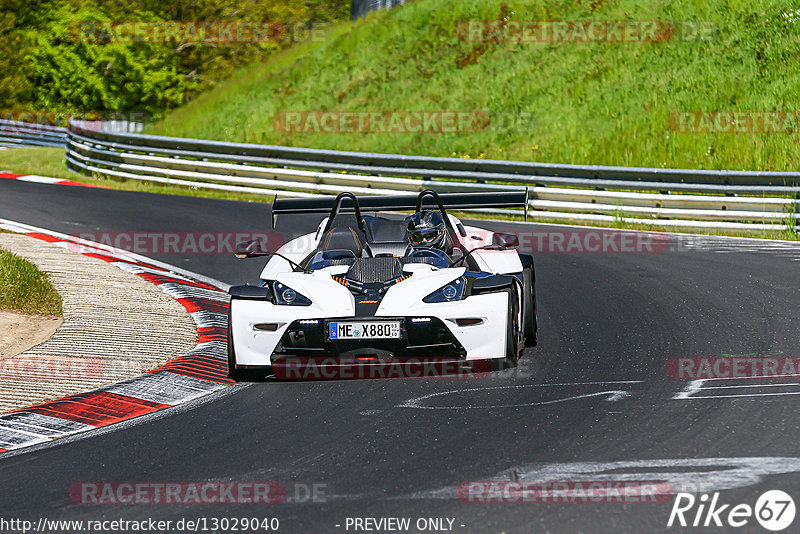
[{"left": 227, "top": 190, "right": 536, "bottom": 379}]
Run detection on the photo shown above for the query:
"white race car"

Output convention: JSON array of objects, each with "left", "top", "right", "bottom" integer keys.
[{"left": 227, "top": 190, "right": 536, "bottom": 379}]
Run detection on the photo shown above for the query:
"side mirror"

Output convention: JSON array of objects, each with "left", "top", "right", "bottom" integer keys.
[
  {"left": 491, "top": 232, "right": 519, "bottom": 250},
  {"left": 235, "top": 240, "right": 270, "bottom": 259}
]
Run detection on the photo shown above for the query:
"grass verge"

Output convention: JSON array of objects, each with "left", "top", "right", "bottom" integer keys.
[
  {"left": 0, "top": 148, "right": 277, "bottom": 203},
  {"left": 149, "top": 0, "right": 800, "bottom": 172},
  {"left": 0, "top": 248, "right": 62, "bottom": 316}
]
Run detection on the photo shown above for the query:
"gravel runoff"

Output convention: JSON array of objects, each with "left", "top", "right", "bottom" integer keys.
[{"left": 0, "top": 232, "right": 198, "bottom": 413}]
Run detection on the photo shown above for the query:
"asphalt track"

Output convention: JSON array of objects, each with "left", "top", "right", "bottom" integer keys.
[{"left": 1, "top": 179, "right": 800, "bottom": 533}]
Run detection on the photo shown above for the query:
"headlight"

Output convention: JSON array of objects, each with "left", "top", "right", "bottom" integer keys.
[
  {"left": 423, "top": 277, "right": 467, "bottom": 303},
  {"left": 273, "top": 281, "right": 312, "bottom": 306}
]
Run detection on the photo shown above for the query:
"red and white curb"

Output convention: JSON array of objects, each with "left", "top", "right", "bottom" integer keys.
[
  {"left": 0, "top": 171, "right": 106, "bottom": 188},
  {"left": 0, "top": 218, "right": 233, "bottom": 454}
]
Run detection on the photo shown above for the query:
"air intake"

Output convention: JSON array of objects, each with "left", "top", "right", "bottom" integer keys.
[{"left": 346, "top": 257, "right": 403, "bottom": 283}]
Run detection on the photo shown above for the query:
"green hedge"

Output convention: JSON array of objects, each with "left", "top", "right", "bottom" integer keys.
[{"left": 0, "top": 0, "right": 349, "bottom": 121}]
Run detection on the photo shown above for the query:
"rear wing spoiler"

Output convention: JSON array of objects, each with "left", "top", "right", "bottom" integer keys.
[{"left": 271, "top": 190, "right": 529, "bottom": 228}]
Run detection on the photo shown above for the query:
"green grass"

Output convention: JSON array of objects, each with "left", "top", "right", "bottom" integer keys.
[
  {"left": 0, "top": 248, "right": 62, "bottom": 316},
  {"left": 0, "top": 148, "right": 279, "bottom": 203},
  {"left": 0, "top": 148, "right": 74, "bottom": 181},
  {"left": 148, "top": 0, "right": 800, "bottom": 172},
  {"left": 779, "top": 197, "right": 800, "bottom": 239}
]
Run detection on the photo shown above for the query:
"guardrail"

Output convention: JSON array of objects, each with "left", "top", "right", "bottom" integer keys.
[
  {"left": 2, "top": 118, "right": 785, "bottom": 232},
  {"left": 0, "top": 119, "right": 144, "bottom": 148},
  {"left": 352, "top": 0, "right": 406, "bottom": 20},
  {"left": 0, "top": 120, "right": 68, "bottom": 148}
]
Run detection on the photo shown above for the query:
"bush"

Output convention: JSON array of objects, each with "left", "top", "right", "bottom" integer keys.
[{"left": 0, "top": 0, "right": 350, "bottom": 120}]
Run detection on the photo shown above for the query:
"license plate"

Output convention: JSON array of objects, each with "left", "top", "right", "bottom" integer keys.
[{"left": 328, "top": 321, "right": 401, "bottom": 340}]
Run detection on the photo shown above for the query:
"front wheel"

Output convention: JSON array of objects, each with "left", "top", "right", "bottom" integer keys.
[
  {"left": 505, "top": 287, "right": 522, "bottom": 366},
  {"left": 227, "top": 313, "right": 244, "bottom": 381},
  {"left": 227, "top": 311, "right": 257, "bottom": 381},
  {"left": 522, "top": 266, "right": 537, "bottom": 347}
]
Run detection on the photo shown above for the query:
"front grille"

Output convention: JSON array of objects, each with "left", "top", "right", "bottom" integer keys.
[
  {"left": 346, "top": 257, "right": 403, "bottom": 283},
  {"left": 274, "top": 317, "right": 466, "bottom": 360}
]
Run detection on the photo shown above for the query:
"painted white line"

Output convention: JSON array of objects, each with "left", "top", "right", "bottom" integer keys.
[
  {"left": 0, "top": 425, "right": 52, "bottom": 439},
  {"left": 184, "top": 341, "right": 227, "bottom": 359},
  {"left": 403, "top": 457, "right": 800, "bottom": 500},
  {"left": 0, "top": 428, "right": 50, "bottom": 448},
  {"left": 16, "top": 175, "right": 63, "bottom": 184},
  {"left": 398, "top": 391, "right": 631, "bottom": 410},
  {"left": 699, "top": 382, "right": 800, "bottom": 390},
  {"left": 158, "top": 282, "right": 231, "bottom": 302},
  {"left": 105, "top": 371, "right": 226, "bottom": 405},
  {"left": 674, "top": 377, "right": 800, "bottom": 400},
  {"left": 398, "top": 381, "right": 641, "bottom": 409},
  {"left": 113, "top": 261, "right": 198, "bottom": 283},
  {"left": 190, "top": 311, "right": 228, "bottom": 328},
  {"left": 0, "top": 413, "right": 93, "bottom": 436},
  {"left": 698, "top": 374, "right": 800, "bottom": 381},
  {"left": 682, "top": 391, "right": 800, "bottom": 400}
]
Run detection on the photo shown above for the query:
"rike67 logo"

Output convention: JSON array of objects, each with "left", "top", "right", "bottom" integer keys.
[{"left": 668, "top": 490, "right": 795, "bottom": 531}]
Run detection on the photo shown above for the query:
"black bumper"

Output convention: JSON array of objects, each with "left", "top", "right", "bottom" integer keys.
[{"left": 271, "top": 316, "right": 466, "bottom": 361}]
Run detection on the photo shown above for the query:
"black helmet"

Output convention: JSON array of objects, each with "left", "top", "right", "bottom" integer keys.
[{"left": 405, "top": 210, "right": 447, "bottom": 249}]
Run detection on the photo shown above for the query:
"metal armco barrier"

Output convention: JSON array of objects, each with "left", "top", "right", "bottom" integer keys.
[
  {"left": 351, "top": 0, "right": 406, "bottom": 20},
  {"left": 0, "top": 120, "right": 68, "bottom": 148},
  {"left": 29, "top": 119, "right": 800, "bottom": 232},
  {"left": 0, "top": 120, "right": 143, "bottom": 148}
]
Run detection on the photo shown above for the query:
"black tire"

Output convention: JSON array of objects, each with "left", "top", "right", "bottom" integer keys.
[
  {"left": 227, "top": 310, "right": 251, "bottom": 382},
  {"left": 522, "top": 266, "right": 538, "bottom": 347},
  {"left": 505, "top": 287, "right": 521, "bottom": 366}
]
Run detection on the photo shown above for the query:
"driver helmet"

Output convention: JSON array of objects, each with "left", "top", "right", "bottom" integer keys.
[{"left": 405, "top": 210, "right": 447, "bottom": 249}]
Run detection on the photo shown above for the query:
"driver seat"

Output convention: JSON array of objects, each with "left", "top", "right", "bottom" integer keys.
[{"left": 319, "top": 214, "right": 366, "bottom": 257}]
